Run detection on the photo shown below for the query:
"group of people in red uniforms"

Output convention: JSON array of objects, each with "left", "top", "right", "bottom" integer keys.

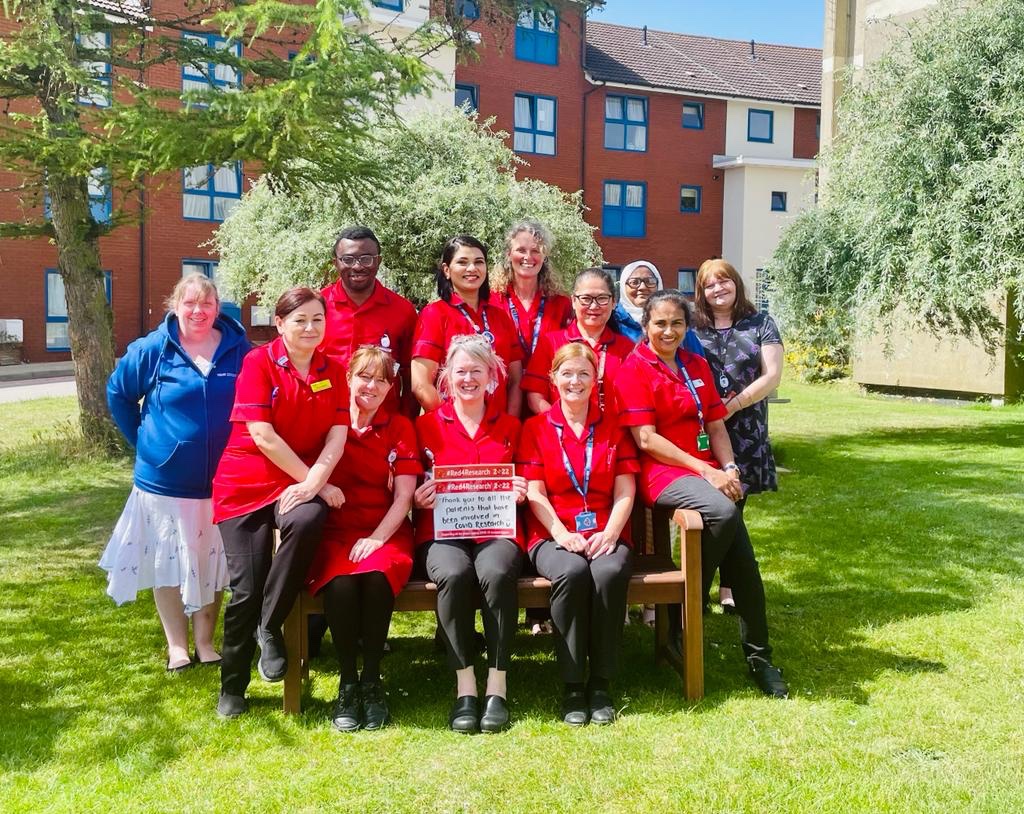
[{"left": 103, "top": 220, "right": 789, "bottom": 735}]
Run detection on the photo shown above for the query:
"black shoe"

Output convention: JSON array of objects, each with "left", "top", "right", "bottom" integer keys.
[
  {"left": 331, "top": 683, "right": 362, "bottom": 732},
  {"left": 560, "top": 689, "right": 588, "bottom": 727},
  {"left": 449, "top": 695, "right": 479, "bottom": 734},
  {"left": 256, "top": 627, "right": 287, "bottom": 682},
  {"left": 361, "top": 681, "right": 389, "bottom": 731},
  {"left": 479, "top": 695, "right": 509, "bottom": 733},
  {"left": 588, "top": 690, "right": 616, "bottom": 725},
  {"left": 749, "top": 657, "right": 789, "bottom": 699},
  {"left": 216, "top": 692, "right": 247, "bottom": 719}
]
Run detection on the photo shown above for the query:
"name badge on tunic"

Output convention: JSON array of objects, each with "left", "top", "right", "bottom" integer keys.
[
  {"left": 575, "top": 511, "right": 598, "bottom": 532},
  {"left": 311, "top": 379, "right": 332, "bottom": 393},
  {"left": 692, "top": 378, "right": 705, "bottom": 388}
]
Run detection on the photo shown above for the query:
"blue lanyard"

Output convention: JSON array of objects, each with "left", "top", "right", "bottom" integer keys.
[
  {"left": 456, "top": 303, "right": 491, "bottom": 337},
  {"left": 555, "top": 423, "right": 594, "bottom": 509},
  {"left": 507, "top": 295, "right": 546, "bottom": 355},
  {"left": 674, "top": 354, "right": 705, "bottom": 431}
]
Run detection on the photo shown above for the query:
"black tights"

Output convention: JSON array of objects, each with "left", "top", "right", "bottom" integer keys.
[{"left": 321, "top": 572, "right": 395, "bottom": 685}]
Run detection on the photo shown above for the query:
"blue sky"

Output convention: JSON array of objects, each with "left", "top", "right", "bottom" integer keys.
[{"left": 591, "top": 1, "right": 824, "bottom": 49}]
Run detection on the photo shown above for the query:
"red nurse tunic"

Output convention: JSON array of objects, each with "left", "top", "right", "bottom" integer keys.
[
  {"left": 412, "top": 294, "right": 524, "bottom": 415},
  {"left": 614, "top": 342, "right": 727, "bottom": 505},
  {"left": 517, "top": 401, "right": 640, "bottom": 551},
  {"left": 320, "top": 279, "right": 418, "bottom": 416},
  {"left": 414, "top": 401, "right": 523, "bottom": 548},
  {"left": 522, "top": 322, "right": 635, "bottom": 415},
  {"left": 212, "top": 337, "right": 350, "bottom": 523},
  {"left": 493, "top": 290, "right": 573, "bottom": 364},
  {"left": 306, "top": 410, "right": 422, "bottom": 596}
]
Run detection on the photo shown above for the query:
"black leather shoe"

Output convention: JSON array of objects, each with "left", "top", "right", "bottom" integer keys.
[
  {"left": 749, "top": 657, "right": 789, "bottom": 699},
  {"left": 560, "top": 690, "right": 588, "bottom": 727},
  {"left": 331, "top": 683, "right": 362, "bottom": 732},
  {"left": 449, "top": 695, "right": 479, "bottom": 734},
  {"left": 216, "top": 692, "right": 247, "bottom": 719},
  {"left": 256, "top": 627, "right": 287, "bottom": 683},
  {"left": 361, "top": 681, "right": 389, "bottom": 731},
  {"left": 588, "top": 690, "right": 616, "bottom": 725},
  {"left": 479, "top": 695, "right": 509, "bottom": 733}
]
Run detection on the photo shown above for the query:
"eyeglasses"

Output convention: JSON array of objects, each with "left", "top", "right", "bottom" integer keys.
[
  {"left": 574, "top": 294, "right": 613, "bottom": 307},
  {"left": 625, "top": 277, "right": 658, "bottom": 289},
  {"left": 335, "top": 254, "right": 380, "bottom": 268}
]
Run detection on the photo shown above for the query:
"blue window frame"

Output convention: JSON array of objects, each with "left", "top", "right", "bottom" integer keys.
[
  {"left": 44, "top": 168, "right": 111, "bottom": 224},
  {"left": 455, "top": 83, "right": 478, "bottom": 112},
  {"left": 457, "top": 0, "right": 480, "bottom": 19},
  {"left": 678, "top": 268, "right": 697, "bottom": 295},
  {"left": 602, "top": 180, "right": 646, "bottom": 238},
  {"left": 604, "top": 95, "right": 647, "bottom": 152},
  {"left": 76, "top": 31, "right": 111, "bottom": 107},
  {"left": 682, "top": 101, "right": 704, "bottom": 130},
  {"left": 771, "top": 191, "right": 787, "bottom": 212},
  {"left": 514, "top": 93, "right": 556, "bottom": 155},
  {"left": 182, "top": 260, "right": 241, "bottom": 322},
  {"left": 373, "top": 0, "right": 403, "bottom": 10},
  {"left": 680, "top": 185, "right": 702, "bottom": 214},
  {"left": 515, "top": 5, "right": 558, "bottom": 65},
  {"left": 182, "top": 32, "right": 241, "bottom": 95},
  {"left": 183, "top": 163, "right": 242, "bottom": 222},
  {"left": 45, "top": 268, "right": 111, "bottom": 351},
  {"left": 748, "top": 108, "right": 774, "bottom": 143}
]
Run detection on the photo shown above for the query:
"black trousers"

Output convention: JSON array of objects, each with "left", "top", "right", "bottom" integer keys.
[
  {"left": 419, "top": 538, "right": 522, "bottom": 671},
  {"left": 218, "top": 497, "right": 328, "bottom": 696},
  {"left": 655, "top": 477, "right": 772, "bottom": 661},
  {"left": 321, "top": 572, "right": 394, "bottom": 685},
  {"left": 530, "top": 540, "right": 632, "bottom": 684}
]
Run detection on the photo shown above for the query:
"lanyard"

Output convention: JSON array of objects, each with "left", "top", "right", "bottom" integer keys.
[
  {"left": 508, "top": 295, "right": 546, "bottom": 355},
  {"left": 555, "top": 423, "right": 594, "bottom": 510},
  {"left": 456, "top": 303, "right": 491, "bottom": 340},
  {"left": 675, "top": 354, "right": 705, "bottom": 432}
]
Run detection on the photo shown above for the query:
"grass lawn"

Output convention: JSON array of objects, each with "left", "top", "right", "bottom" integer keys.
[{"left": 1, "top": 383, "right": 1022, "bottom": 813}]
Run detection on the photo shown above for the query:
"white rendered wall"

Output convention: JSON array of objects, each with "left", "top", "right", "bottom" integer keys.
[{"left": 725, "top": 100, "right": 795, "bottom": 160}]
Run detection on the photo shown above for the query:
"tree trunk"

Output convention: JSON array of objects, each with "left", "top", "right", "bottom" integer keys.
[{"left": 48, "top": 173, "right": 120, "bottom": 452}]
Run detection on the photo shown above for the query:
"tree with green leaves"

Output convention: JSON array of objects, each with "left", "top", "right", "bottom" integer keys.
[
  {"left": 768, "top": 0, "right": 1024, "bottom": 379},
  {"left": 212, "top": 108, "right": 602, "bottom": 306}
]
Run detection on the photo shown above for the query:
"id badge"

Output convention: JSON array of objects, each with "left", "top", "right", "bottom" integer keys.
[
  {"left": 697, "top": 432, "right": 710, "bottom": 452},
  {"left": 575, "top": 511, "right": 598, "bottom": 532}
]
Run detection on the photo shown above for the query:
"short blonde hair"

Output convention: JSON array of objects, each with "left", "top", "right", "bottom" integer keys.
[
  {"left": 549, "top": 342, "right": 597, "bottom": 380},
  {"left": 164, "top": 272, "right": 219, "bottom": 312},
  {"left": 437, "top": 334, "right": 506, "bottom": 398},
  {"left": 348, "top": 345, "right": 397, "bottom": 385}
]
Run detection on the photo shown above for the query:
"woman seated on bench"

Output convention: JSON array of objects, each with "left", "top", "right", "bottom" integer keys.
[
  {"left": 518, "top": 343, "right": 638, "bottom": 726},
  {"left": 614, "top": 290, "right": 788, "bottom": 699},
  {"left": 414, "top": 335, "right": 527, "bottom": 734},
  {"left": 306, "top": 346, "right": 421, "bottom": 732}
]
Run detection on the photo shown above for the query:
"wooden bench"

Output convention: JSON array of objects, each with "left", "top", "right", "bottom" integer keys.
[{"left": 281, "top": 507, "right": 704, "bottom": 713}]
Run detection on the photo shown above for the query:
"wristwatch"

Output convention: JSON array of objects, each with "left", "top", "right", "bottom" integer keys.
[{"left": 723, "top": 462, "right": 739, "bottom": 473}]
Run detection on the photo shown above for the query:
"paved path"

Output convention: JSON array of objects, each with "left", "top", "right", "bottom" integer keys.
[{"left": 0, "top": 376, "right": 77, "bottom": 404}]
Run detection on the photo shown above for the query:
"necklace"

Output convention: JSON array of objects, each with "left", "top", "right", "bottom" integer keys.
[{"left": 714, "top": 323, "right": 734, "bottom": 391}]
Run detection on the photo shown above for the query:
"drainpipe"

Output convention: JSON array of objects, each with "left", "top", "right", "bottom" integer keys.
[{"left": 580, "top": 13, "right": 604, "bottom": 201}]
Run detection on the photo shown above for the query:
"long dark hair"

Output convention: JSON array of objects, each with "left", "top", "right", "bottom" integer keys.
[{"left": 436, "top": 235, "right": 490, "bottom": 303}]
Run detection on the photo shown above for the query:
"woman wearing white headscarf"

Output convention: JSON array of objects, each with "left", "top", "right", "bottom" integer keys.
[{"left": 611, "top": 260, "right": 704, "bottom": 355}]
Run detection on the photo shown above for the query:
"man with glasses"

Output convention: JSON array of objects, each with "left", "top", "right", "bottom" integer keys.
[{"left": 321, "top": 225, "right": 419, "bottom": 418}]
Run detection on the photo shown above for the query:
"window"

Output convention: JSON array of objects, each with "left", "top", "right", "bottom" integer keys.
[
  {"left": 182, "top": 32, "right": 241, "bottom": 95},
  {"left": 454, "top": 83, "right": 478, "bottom": 113},
  {"left": 44, "top": 168, "right": 111, "bottom": 224},
  {"left": 515, "top": 5, "right": 558, "bottom": 65},
  {"left": 748, "top": 108, "right": 774, "bottom": 143},
  {"left": 682, "top": 102, "right": 704, "bottom": 130},
  {"left": 680, "top": 185, "right": 702, "bottom": 214},
  {"left": 678, "top": 268, "right": 696, "bottom": 295},
  {"left": 183, "top": 163, "right": 242, "bottom": 222},
  {"left": 77, "top": 31, "right": 111, "bottom": 107},
  {"left": 373, "top": 0, "right": 403, "bottom": 10},
  {"left": 604, "top": 95, "right": 647, "bottom": 152},
  {"left": 457, "top": 0, "right": 480, "bottom": 19},
  {"left": 514, "top": 93, "right": 556, "bottom": 155},
  {"left": 182, "top": 260, "right": 241, "bottom": 322},
  {"left": 602, "top": 181, "right": 646, "bottom": 238},
  {"left": 771, "top": 191, "right": 787, "bottom": 212},
  {"left": 45, "top": 268, "right": 111, "bottom": 351},
  {"left": 816, "top": 114, "right": 821, "bottom": 141}
]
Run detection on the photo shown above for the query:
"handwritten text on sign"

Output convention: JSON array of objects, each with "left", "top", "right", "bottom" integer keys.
[{"left": 433, "top": 463, "right": 516, "bottom": 540}]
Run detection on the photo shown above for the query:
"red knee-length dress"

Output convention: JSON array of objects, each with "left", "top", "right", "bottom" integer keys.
[{"left": 307, "top": 409, "right": 422, "bottom": 596}]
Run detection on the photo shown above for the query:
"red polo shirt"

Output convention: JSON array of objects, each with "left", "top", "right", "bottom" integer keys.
[
  {"left": 493, "top": 290, "right": 573, "bottom": 364},
  {"left": 321, "top": 279, "right": 418, "bottom": 415},
  {"left": 615, "top": 342, "right": 727, "bottom": 505},
  {"left": 212, "top": 337, "right": 350, "bottom": 522},
  {"left": 412, "top": 294, "right": 523, "bottom": 415},
  {"left": 517, "top": 402, "right": 639, "bottom": 551},
  {"left": 414, "top": 401, "right": 523, "bottom": 547},
  {"left": 522, "top": 322, "right": 635, "bottom": 415}
]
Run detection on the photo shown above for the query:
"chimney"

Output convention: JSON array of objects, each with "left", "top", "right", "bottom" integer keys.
[
  {"left": 750, "top": 39, "right": 756, "bottom": 60},
  {"left": 643, "top": 25, "right": 648, "bottom": 47}
]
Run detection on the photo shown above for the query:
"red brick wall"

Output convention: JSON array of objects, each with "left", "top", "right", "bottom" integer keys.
[{"left": 793, "top": 106, "right": 820, "bottom": 160}]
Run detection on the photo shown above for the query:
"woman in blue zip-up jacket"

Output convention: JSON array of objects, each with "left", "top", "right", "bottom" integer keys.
[{"left": 101, "top": 273, "right": 250, "bottom": 672}]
